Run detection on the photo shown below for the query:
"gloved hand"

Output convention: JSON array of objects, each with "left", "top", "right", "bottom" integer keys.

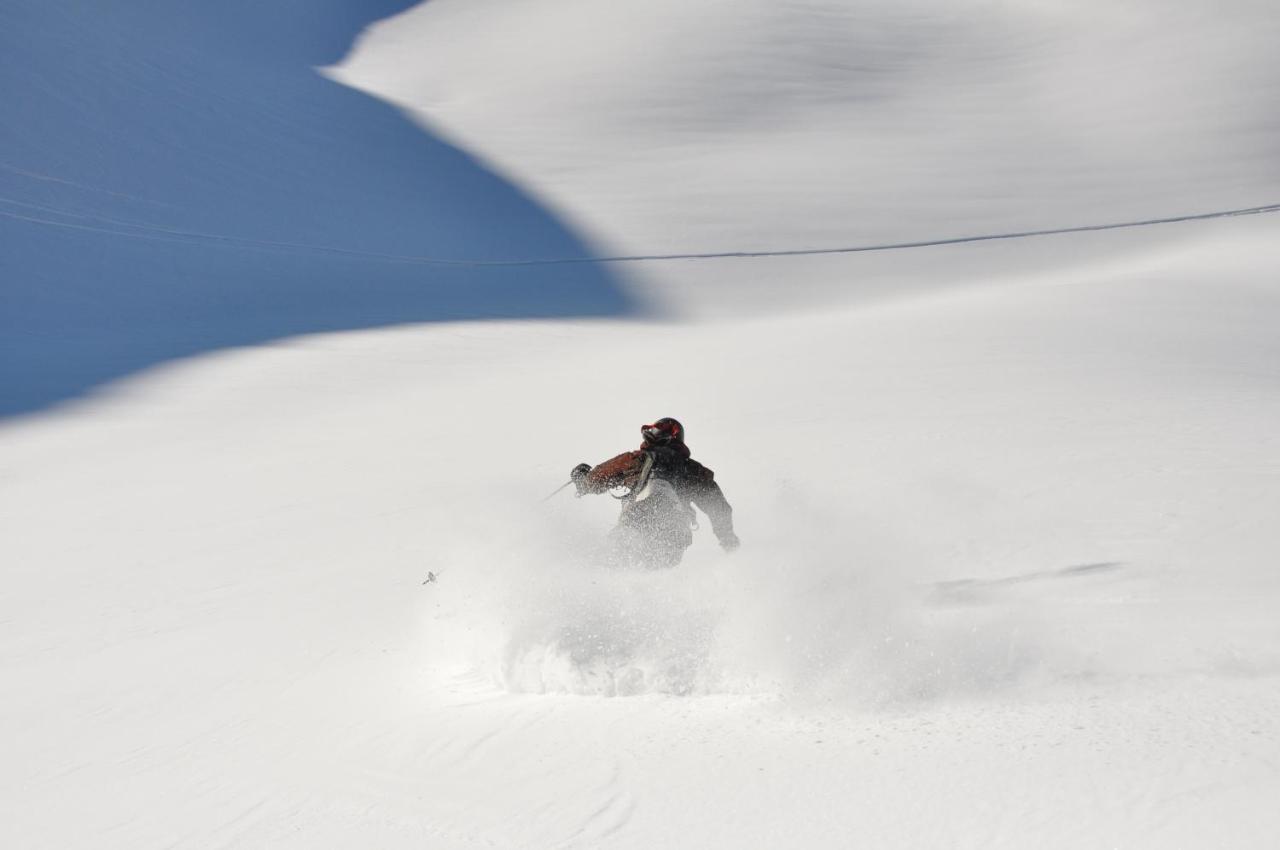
[
  {"left": 719, "top": 532, "right": 740, "bottom": 553},
  {"left": 570, "top": 463, "right": 591, "bottom": 494}
]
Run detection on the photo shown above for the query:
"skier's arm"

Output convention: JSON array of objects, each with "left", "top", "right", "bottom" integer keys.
[
  {"left": 686, "top": 464, "right": 739, "bottom": 551},
  {"left": 572, "top": 451, "right": 644, "bottom": 495}
]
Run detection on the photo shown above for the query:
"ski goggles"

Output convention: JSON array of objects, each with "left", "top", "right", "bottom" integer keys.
[{"left": 641, "top": 422, "right": 681, "bottom": 442}]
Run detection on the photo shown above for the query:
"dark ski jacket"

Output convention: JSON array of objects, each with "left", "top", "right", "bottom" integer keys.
[{"left": 578, "top": 441, "right": 736, "bottom": 547}]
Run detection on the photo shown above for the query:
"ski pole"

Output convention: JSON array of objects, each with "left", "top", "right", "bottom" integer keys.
[{"left": 541, "top": 480, "right": 575, "bottom": 502}]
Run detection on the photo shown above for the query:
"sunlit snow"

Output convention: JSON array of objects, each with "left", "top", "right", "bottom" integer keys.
[{"left": 3, "top": 1, "right": 1279, "bottom": 848}]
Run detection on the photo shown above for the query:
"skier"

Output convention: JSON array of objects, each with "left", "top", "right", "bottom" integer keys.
[{"left": 570, "top": 418, "right": 739, "bottom": 568}]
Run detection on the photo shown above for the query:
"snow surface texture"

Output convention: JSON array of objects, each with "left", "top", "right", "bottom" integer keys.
[{"left": 5, "top": 1, "right": 1280, "bottom": 848}]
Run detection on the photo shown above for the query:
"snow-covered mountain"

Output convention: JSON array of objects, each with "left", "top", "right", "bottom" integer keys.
[{"left": 4, "top": 1, "right": 1279, "bottom": 848}]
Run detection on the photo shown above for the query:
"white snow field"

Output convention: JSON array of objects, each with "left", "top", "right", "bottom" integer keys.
[{"left": 5, "top": 1, "right": 1280, "bottom": 848}]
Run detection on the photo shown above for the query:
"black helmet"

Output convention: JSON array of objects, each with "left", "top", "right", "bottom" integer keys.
[{"left": 641, "top": 417, "right": 684, "bottom": 446}]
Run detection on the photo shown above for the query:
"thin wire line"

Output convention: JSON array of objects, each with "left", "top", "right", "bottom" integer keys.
[{"left": 3, "top": 200, "right": 1278, "bottom": 267}]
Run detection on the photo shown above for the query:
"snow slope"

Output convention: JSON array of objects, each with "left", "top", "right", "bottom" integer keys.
[
  {"left": 334, "top": 0, "right": 1280, "bottom": 315},
  {"left": 5, "top": 1, "right": 1280, "bottom": 848}
]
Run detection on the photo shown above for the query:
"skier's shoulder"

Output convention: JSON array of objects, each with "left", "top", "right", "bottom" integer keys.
[
  {"left": 651, "top": 445, "right": 715, "bottom": 482},
  {"left": 685, "top": 456, "right": 716, "bottom": 482}
]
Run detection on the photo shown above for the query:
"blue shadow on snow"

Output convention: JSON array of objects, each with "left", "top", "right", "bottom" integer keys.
[{"left": 0, "top": 0, "right": 635, "bottom": 417}]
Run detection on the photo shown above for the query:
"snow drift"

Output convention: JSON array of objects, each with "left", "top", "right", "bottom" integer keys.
[{"left": 336, "top": 0, "right": 1280, "bottom": 315}]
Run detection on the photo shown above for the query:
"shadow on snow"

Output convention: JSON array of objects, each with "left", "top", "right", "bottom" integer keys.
[{"left": 0, "top": 0, "right": 636, "bottom": 417}]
